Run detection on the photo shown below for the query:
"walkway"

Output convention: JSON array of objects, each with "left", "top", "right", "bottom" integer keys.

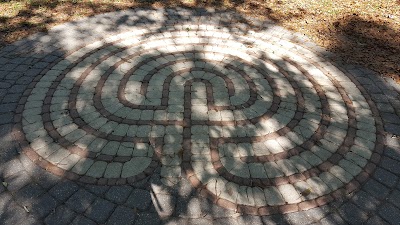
[{"left": 0, "top": 8, "right": 399, "bottom": 225}]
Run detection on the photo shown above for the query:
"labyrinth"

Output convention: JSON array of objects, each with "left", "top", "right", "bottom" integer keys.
[{"left": 11, "top": 10, "right": 385, "bottom": 215}]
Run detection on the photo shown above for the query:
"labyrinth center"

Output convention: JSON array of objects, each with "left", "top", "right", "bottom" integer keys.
[{"left": 15, "top": 23, "right": 383, "bottom": 214}]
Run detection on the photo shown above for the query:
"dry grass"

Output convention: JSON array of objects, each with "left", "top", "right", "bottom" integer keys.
[{"left": 0, "top": 0, "right": 399, "bottom": 82}]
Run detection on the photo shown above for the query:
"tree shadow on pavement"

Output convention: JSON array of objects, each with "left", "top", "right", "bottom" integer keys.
[{"left": 0, "top": 7, "right": 399, "bottom": 225}]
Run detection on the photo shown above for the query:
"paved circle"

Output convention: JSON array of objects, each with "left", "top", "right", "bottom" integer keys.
[{"left": 11, "top": 8, "right": 387, "bottom": 216}]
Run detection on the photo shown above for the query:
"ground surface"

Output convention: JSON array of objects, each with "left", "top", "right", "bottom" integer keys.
[
  {"left": 1, "top": 0, "right": 399, "bottom": 83},
  {"left": 0, "top": 8, "right": 400, "bottom": 225}
]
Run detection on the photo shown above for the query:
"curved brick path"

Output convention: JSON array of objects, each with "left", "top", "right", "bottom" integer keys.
[{"left": 1, "top": 8, "right": 400, "bottom": 225}]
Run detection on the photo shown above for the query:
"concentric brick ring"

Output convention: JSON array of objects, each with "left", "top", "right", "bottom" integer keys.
[{"left": 12, "top": 22, "right": 385, "bottom": 214}]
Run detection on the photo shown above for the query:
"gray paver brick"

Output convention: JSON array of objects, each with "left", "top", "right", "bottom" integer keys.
[
  {"left": 45, "top": 205, "right": 76, "bottom": 225},
  {"left": 121, "top": 157, "right": 151, "bottom": 178},
  {"left": 71, "top": 215, "right": 97, "bottom": 225},
  {"left": 49, "top": 181, "right": 79, "bottom": 201},
  {"left": 351, "top": 190, "right": 380, "bottom": 212},
  {"left": 134, "top": 212, "right": 160, "bottom": 225},
  {"left": 365, "top": 215, "right": 391, "bottom": 225},
  {"left": 263, "top": 186, "right": 286, "bottom": 205},
  {"left": 85, "top": 198, "right": 115, "bottom": 223},
  {"left": 373, "top": 168, "right": 398, "bottom": 188},
  {"left": 66, "top": 189, "right": 96, "bottom": 213},
  {"left": 378, "top": 203, "right": 400, "bottom": 225},
  {"left": 126, "top": 189, "right": 152, "bottom": 210},
  {"left": 363, "top": 179, "right": 390, "bottom": 200},
  {"left": 106, "top": 206, "right": 136, "bottom": 225},
  {"left": 86, "top": 161, "right": 107, "bottom": 178},
  {"left": 338, "top": 202, "right": 369, "bottom": 225},
  {"left": 104, "top": 162, "right": 123, "bottom": 178},
  {"left": 32, "top": 193, "right": 59, "bottom": 218}
]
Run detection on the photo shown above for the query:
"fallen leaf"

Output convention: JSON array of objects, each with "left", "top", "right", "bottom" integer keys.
[
  {"left": 2, "top": 182, "right": 7, "bottom": 187},
  {"left": 301, "top": 188, "right": 312, "bottom": 196},
  {"left": 23, "top": 206, "right": 30, "bottom": 213}
]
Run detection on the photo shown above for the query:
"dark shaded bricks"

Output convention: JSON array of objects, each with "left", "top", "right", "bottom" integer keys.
[
  {"left": 373, "top": 168, "right": 398, "bottom": 188},
  {"left": 125, "top": 189, "right": 152, "bottom": 210},
  {"left": 66, "top": 189, "right": 96, "bottom": 213},
  {"left": 105, "top": 186, "right": 133, "bottom": 204},
  {"left": 84, "top": 198, "right": 115, "bottom": 223},
  {"left": 338, "top": 202, "right": 369, "bottom": 225},
  {"left": 44, "top": 205, "right": 76, "bottom": 225},
  {"left": 363, "top": 179, "right": 390, "bottom": 200},
  {"left": 378, "top": 203, "right": 400, "bottom": 225},
  {"left": 49, "top": 181, "right": 79, "bottom": 201},
  {"left": 106, "top": 206, "right": 136, "bottom": 225}
]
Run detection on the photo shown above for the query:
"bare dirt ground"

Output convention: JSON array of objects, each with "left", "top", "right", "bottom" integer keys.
[{"left": 1, "top": 0, "right": 399, "bottom": 83}]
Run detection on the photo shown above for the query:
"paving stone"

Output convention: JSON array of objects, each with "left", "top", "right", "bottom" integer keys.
[
  {"left": 338, "top": 202, "right": 369, "bottom": 225},
  {"left": 44, "top": 205, "right": 76, "bottom": 225},
  {"left": 176, "top": 196, "right": 205, "bottom": 218},
  {"left": 213, "top": 217, "right": 240, "bottom": 225},
  {"left": 261, "top": 214, "right": 291, "bottom": 225},
  {"left": 14, "top": 183, "right": 45, "bottom": 206},
  {"left": 29, "top": 193, "right": 58, "bottom": 218},
  {"left": 388, "top": 189, "right": 400, "bottom": 209},
  {"left": 319, "top": 172, "right": 343, "bottom": 191},
  {"left": 121, "top": 157, "right": 151, "bottom": 178},
  {"left": 206, "top": 200, "right": 238, "bottom": 218},
  {"left": 264, "top": 187, "right": 285, "bottom": 206},
  {"left": 182, "top": 218, "right": 212, "bottom": 225},
  {"left": 363, "top": 179, "right": 390, "bottom": 200},
  {"left": 71, "top": 215, "right": 97, "bottom": 225},
  {"left": 373, "top": 168, "right": 398, "bottom": 188},
  {"left": 66, "top": 189, "right": 96, "bottom": 213},
  {"left": 264, "top": 162, "right": 285, "bottom": 178},
  {"left": 105, "top": 186, "right": 133, "bottom": 204},
  {"left": 381, "top": 113, "right": 400, "bottom": 124},
  {"left": 319, "top": 212, "right": 347, "bottom": 225},
  {"left": 378, "top": 203, "right": 400, "bottom": 225},
  {"left": 150, "top": 193, "right": 176, "bottom": 218},
  {"left": 380, "top": 156, "right": 400, "bottom": 175},
  {"left": 365, "top": 215, "right": 391, "bottom": 225},
  {"left": 2, "top": 158, "right": 25, "bottom": 178},
  {"left": 278, "top": 184, "right": 301, "bottom": 204},
  {"left": 276, "top": 159, "right": 298, "bottom": 176},
  {"left": 84, "top": 198, "right": 115, "bottom": 223},
  {"left": 23, "top": 159, "right": 61, "bottom": 188},
  {"left": 104, "top": 162, "right": 123, "bottom": 178},
  {"left": 101, "top": 141, "right": 120, "bottom": 155},
  {"left": 106, "top": 206, "right": 136, "bottom": 225},
  {"left": 0, "top": 202, "right": 37, "bottom": 225},
  {"left": 351, "top": 190, "right": 380, "bottom": 212},
  {"left": 303, "top": 205, "right": 330, "bottom": 222},
  {"left": 286, "top": 211, "right": 315, "bottom": 225},
  {"left": 84, "top": 184, "right": 110, "bottom": 195},
  {"left": 125, "top": 189, "right": 152, "bottom": 210},
  {"left": 385, "top": 124, "right": 400, "bottom": 136},
  {"left": 4, "top": 171, "right": 32, "bottom": 192},
  {"left": 86, "top": 161, "right": 107, "bottom": 178},
  {"left": 134, "top": 212, "right": 160, "bottom": 225},
  {"left": 384, "top": 146, "right": 400, "bottom": 161},
  {"left": 49, "top": 180, "right": 79, "bottom": 201}
]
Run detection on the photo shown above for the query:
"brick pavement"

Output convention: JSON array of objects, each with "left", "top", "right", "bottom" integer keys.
[{"left": 0, "top": 8, "right": 399, "bottom": 225}]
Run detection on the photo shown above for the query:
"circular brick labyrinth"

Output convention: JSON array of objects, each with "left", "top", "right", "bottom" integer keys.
[{"left": 12, "top": 13, "right": 386, "bottom": 215}]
